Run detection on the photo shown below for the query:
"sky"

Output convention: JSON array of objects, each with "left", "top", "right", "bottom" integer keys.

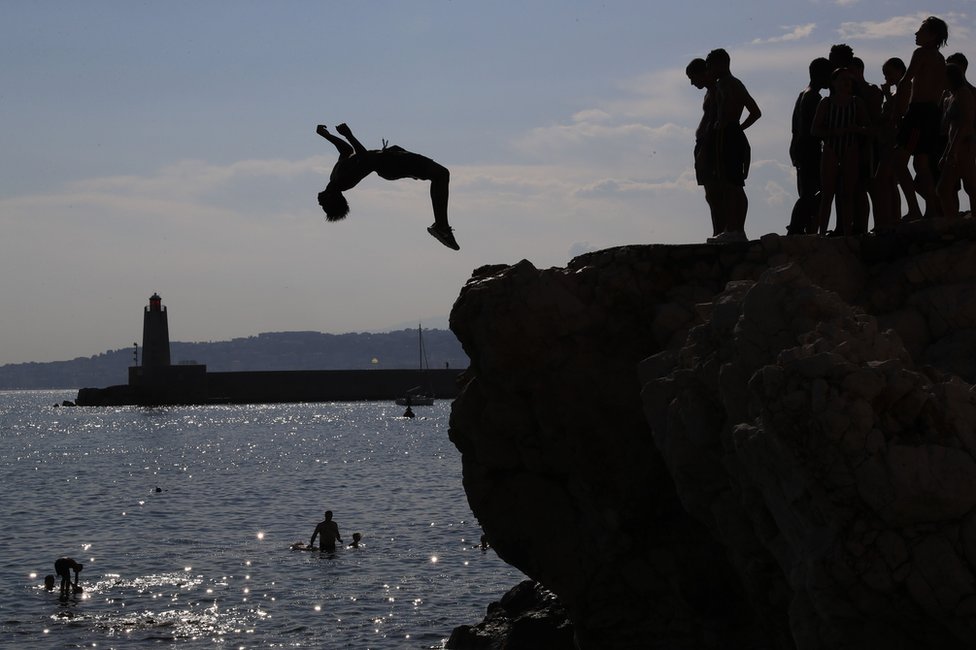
[{"left": 1, "top": 2, "right": 972, "bottom": 365}]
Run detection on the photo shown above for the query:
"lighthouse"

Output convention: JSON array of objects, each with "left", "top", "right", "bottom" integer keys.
[
  {"left": 127, "top": 292, "right": 205, "bottom": 404},
  {"left": 141, "top": 293, "right": 171, "bottom": 368}
]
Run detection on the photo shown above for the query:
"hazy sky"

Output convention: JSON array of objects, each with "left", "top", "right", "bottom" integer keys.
[{"left": 1, "top": 2, "right": 971, "bottom": 364}]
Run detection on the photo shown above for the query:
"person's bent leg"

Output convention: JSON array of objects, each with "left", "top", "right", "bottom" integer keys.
[
  {"left": 336, "top": 124, "right": 368, "bottom": 155},
  {"left": 317, "top": 126, "right": 354, "bottom": 159},
  {"left": 914, "top": 154, "right": 941, "bottom": 218},
  {"left": 429, "top": 165, "right": 450, "bottom": 228},
  {"left": 894, "top": 149, "right": 923, "bottom": 220}
]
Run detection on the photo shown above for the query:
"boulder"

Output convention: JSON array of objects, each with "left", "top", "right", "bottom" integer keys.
[{"left": 449, "top": 219, "right": 976, "bottom": 649}]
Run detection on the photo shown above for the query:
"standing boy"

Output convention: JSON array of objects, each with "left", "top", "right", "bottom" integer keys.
[
  {"left": 705, "top": 48, "right": 762, "bottom": 243},
  {"left": 788, "top": 58, "right": 833, "bottom": 234},
  {"left": 896, "top": 16, "right": 949, "bottom": 219},
  {"left": 686, "top": 58, "right": 722, "bottom": 237}
]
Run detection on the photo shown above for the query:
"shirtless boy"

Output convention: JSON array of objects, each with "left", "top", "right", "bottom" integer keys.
[
  {"left": 686, "top": 58, "right": 722, "bottom": 236},
  {"left": 705, "top": 48, "right": 761, "bottom": 243},
  {"left": 316, "top": 123, "right": 459, "bottom": 250},
  {"left": 896, "top": 16, "right": 949, "bottom": 219}
]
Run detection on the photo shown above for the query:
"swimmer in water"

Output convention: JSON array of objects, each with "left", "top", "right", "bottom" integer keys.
[
  {"left": 309, "top": 510, "right": 343, "bottom": 553},
  {"left": 54, "top": 557, "right": 83, "bottom": 597}
]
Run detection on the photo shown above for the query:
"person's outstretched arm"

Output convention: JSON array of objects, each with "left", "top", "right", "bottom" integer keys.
[
  {"left": 317, "top": 125, "right": 354, "bottom": 159},
  {"left": 336, "top": 123, "right": 368, "bottom": 155}
]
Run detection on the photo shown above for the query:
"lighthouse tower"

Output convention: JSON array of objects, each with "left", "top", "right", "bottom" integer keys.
[{"left": 141, "top": 293, "right": 171, "bottom": 368}]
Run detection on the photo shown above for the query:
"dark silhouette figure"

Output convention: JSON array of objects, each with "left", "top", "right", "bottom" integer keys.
[
  {"left": 849, "top": 57, "right": 884, "bottom": 234},
  {"left": 349, "top": 532, "right": 363, "bottom": 548},
  {"left": 44, "top": 574, "right": 56, "bottom": 590},
  {"left": 788, "top": 57, "right": 833, "bottom": 234},
  {"left": 403, "top": 405, "right": 415, "bottom": 418},
  {"left": 825, "top": 45, "right": 870, "bottom": 232},
  {"left": 828, "top": 43, "right": 855, "bottom": 71},
  {"left": 705, "top": 48, "right": 761, "bottom": 243},
  {"left": 686, "top": 58, "right": 722, "bottom": 236},
  {"left": 937, "top": 63, "right": 976, "bottom": 217},
  {"left": 813, "top": 68, "right": 868, "bottom": 235},
  {"left": 896, "top": 16, "right": 949, "bottom": 219},
  {"left": 876, "top": 57, "right": 910, "bottom": 229},
  {"left": 310, "top": 510, "right": 342, "bottom": 553},
  {"left": 316, "top": 123, "right": 459, "bottom": 250},
  {"left": 54, "top": 557, "right": 83, "bottom": 597}
]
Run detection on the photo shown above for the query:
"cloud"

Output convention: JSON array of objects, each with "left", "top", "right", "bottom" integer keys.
[
  {"left": 752, "top": 23, "right": 817, "bottom": 45},
  {"left": 837, "top": 12, "right": 969, "bottom": 40},
  {"left": 517, "top": 120, "right": 687, "bottom": 155},
  {"left": 68, "top": 156, "right": 327, "bottom": 199},
  {"left": 763, "top": 180, "right": 791, "bottom": 207},
  {"left": 573, "top": 172, "right": 697, "bottom": 199}
]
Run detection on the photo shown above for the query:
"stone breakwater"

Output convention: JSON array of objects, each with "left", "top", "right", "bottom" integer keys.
[{"left": 447, "top": 218, "right": 976, "bottom": 649}]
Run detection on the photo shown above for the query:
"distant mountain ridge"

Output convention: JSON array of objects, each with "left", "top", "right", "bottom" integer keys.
[{"left": 0, "top": 329, "right": 468, "bottom": 390}]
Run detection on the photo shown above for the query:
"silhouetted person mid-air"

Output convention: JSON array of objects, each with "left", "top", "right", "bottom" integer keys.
[
  {"left": 310, "top": 510, "right": 342, "bottom": 553},
  {"left": 316, "top": 123, "right": 459, "bottom": 250},
  {"left": 54, "top": 557, "right": 83, "bottom": 597}
]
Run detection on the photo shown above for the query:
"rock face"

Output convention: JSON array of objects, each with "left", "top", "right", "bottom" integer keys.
[
  {"left": 446, "top": 580, "right": 575, "bottom": 650},
  {"left": 448, "top": 219, "right": 976, "bottom": 649}
]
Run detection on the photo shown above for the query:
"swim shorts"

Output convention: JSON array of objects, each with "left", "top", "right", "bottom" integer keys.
[
  {"left": 715, "top": 125, "right": 750, "bottom": 186},
  {"left": 896, "top": 102, "right": 941, "bottom": 157}
]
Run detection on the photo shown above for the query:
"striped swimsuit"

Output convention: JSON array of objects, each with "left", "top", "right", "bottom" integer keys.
[{"left": 824, "top": 97, "right": 859, "bottom": 156}]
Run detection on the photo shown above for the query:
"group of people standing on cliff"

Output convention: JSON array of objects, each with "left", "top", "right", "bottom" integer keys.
[{"left": 690, "top": 15, "right": 971, "bottom": 241}]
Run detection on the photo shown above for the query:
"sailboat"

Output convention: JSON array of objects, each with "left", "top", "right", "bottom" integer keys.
[{"left": 395, "top": 324, "right": 435, "bottom": 406}]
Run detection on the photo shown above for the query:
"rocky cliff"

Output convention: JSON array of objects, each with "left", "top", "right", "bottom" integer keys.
[{"left": 448, "top": 218, "right": 976, "bottom": 649}]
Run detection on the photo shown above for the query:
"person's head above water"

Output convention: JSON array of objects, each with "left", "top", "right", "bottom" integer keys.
[
  {"left": 318, "top": 189, "right": 349, "bottom": 222},
  {"left": 324, "top": 510, "right": 333, "bottom": 520}
]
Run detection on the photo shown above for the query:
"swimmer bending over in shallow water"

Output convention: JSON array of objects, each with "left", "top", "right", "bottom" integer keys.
[{"left": 54, "top": 557, "right": 83, "bottom": 597}]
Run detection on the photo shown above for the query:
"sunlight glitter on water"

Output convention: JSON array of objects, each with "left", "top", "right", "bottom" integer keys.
[{"left": 0, "top": 392, "right": 524, "bottom": 648}]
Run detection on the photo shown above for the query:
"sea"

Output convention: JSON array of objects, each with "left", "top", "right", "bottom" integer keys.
[{"left": 0, "top": 390, "right": 525, "bottom": 649}]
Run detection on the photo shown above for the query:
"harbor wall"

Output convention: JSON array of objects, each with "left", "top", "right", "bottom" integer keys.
[{"left": 76, "top": 367, "right": 462, "bottom": 406}]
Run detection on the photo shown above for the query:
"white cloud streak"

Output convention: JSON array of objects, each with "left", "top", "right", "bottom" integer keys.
[{"left": 752, "top": 23, "right": 818, "bottom": 45}]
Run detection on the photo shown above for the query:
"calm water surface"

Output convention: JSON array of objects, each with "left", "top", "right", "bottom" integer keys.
[{"left": 0, "top": 391, "right": 523, "bottom": 648}]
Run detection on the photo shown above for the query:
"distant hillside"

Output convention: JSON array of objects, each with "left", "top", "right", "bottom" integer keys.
[{"left": 0, "top": 329, "right": 469, "bottom": 390}]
